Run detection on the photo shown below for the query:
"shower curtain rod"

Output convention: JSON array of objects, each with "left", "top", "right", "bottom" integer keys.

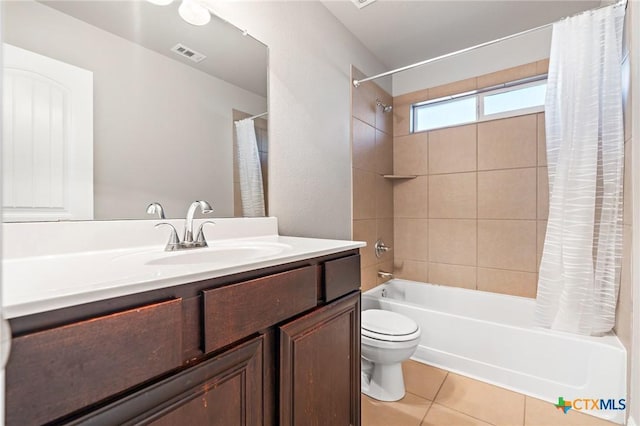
[
  {"left": 236, "top": 112, "right": 268, "bottom": 121},
  {"left": 352, "top": 0, "right": 627, "bottom": 87}
]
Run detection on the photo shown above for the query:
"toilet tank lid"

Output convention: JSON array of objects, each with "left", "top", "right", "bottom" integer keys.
[{"left": 362, "top": 309, "right": 419, "bottom": 336}]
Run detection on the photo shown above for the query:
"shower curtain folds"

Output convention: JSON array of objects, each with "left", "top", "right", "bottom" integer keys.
[
  {"left": 234, "top": 119, "right": 265, "bottom": 217},
  {"left": 535, "top": 2, "right": 626, "bottom": 336}
]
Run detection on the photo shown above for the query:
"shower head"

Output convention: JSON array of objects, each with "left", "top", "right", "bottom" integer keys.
[{"left": 376, "top": 99, "right": 393, "bottom": 113}]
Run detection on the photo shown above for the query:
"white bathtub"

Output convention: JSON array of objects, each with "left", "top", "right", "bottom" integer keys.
[{"left": 363, "top": 279, "right": 627, "bottom": 424}]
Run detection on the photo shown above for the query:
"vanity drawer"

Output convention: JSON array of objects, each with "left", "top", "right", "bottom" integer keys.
[
  {"left": 203, "top": 265, "right": 317, "bottom": 353},
  {"left": 324, "top": 254, "right": 361, "bottom": 302},
  {"left": 6, "top": 299, "right": 183, "bottom": 426}
]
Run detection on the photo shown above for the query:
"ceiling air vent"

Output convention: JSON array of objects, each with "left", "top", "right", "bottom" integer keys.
[
  {"left": 350, "top": 0, "right": 377, "bottom": 9},
  {"left": 170, "top": 43, "right": 206, "bottom": 63}
]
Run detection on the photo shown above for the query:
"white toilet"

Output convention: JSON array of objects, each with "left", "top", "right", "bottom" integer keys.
[{"left": 361, "top": 309, "right": 421, "bottom": 401}]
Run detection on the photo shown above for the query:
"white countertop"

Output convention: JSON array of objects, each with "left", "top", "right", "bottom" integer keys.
[{"left": 2, "top": 219, "right": 364, "bottom": 319}]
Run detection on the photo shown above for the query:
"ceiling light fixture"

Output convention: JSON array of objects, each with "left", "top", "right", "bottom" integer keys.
[
  {"left": 178, "top": 0, "right": 211, "bottom": 26},
  {"left": 145, "top": 0, "right": 211, "bottom": 26}
]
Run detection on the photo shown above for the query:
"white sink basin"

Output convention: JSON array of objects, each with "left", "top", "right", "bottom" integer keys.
[{"left": 146, "top": 242, "right": 291, "bottom": 266}]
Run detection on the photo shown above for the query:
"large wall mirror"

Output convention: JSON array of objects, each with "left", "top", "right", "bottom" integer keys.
[{"left": 2, "top": 0, "right": 268, "bottom": 222}]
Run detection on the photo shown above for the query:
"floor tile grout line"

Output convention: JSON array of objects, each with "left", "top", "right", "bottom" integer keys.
[
  {"left": 430, "top": 395, "right": 500, "bottom": 426},
  {"left": 418, "top": 399, "right": 434, "bottom": 426},
  {"left": 523, "top": 394, "right": 527, "bottom": 426},
  {"left": 443, "top": 404, "right": 499, "bottom": 426},
  {"left": 405, "top": 389, "right": 433, "bottom": 423},
  {"left": 430, "top": 372, "right": 528, "bottom": 426},
  {"left": 430, "top": 371, "right": 449, "bottom": 403},
  {"left": 405, "top": 390, "right": 430, "bottom": 400},
  {"left": 418, "top": 372, "right": 449, "bottom": 426}
]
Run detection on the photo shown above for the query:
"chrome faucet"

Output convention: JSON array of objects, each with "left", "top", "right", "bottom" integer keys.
[
  {"left": 184, "top": 200, "right": 213, "bottom": 245},
  {"left": 374, "top": 239, "right": 392, "bottom": 258},
  {"left": 146, "top": 202, "right": 166, "bottom": 219},
  {"left": 155, "top": 200, "right": 215, "bottom": 251},
  {"left": 155, "top": 223, "right": 181, "bottom": 251}
]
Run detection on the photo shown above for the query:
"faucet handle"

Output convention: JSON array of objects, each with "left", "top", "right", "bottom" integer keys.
[
  {"left": 195, "top": 221, "right": 216, "bottom": 247},
  {"left": 374, "top": 239, "right": 392, "bottom": 258},
  {"left": 146, "top": 202, "right": 166, "bottom": 219},
  {"left": 155, "top": 222, "right": 180, "bottom": 251}
]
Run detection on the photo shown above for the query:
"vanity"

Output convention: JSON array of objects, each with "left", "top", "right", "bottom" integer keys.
[
  {"left": 1, "top": 2, "right": 364, "bottom": 424},
  {"left": 3, "top": 218, "right": 364, "bottom": 425}
]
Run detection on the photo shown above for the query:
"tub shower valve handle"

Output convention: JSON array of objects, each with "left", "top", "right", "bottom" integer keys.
[
  {"left": 374, "top": 239, "right": 392, "bottom": 258},
  {"left": 194, "top": 221, "right": 216, "bottom": 247},
  {"left": 155, "top": 222, "right": 181, "bottom": 251}
]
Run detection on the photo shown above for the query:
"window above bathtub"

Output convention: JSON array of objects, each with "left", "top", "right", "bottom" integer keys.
[{"left": 411, "top": 75, "right": 547, "bottom": 133}]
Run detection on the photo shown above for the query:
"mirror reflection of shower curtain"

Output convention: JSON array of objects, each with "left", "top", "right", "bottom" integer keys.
[
  {"left": 234, "top": 119, "right": 265, "bottom": 217},
  {"left": 535, "top": 2, "right": 626, "bottom": 336}
]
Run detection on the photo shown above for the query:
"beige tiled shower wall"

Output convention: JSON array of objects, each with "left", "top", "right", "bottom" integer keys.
[
  {"left": 615, "top": 4, "right": 634, "bottom": 403},
  {"left": 391, "top": 60, "right": 550, "bottom": 298},
  {"left": 351, "top": 67, "right": 394, "bottom": 291}
]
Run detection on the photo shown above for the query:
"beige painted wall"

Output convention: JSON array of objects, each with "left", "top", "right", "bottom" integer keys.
[
  {"left": 5, "top": 1, "right": 267, "bottom": 220},
  {"left": 351, "top": 67, "right": 394, "bottom": 291},
  {"left": 203, "top": 1, "right": 388, "bottom": 239}
]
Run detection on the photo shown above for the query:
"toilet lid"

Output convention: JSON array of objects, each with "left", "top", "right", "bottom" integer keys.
[{"left": 361, "top": 309, "right": 419, "bottom": 341}]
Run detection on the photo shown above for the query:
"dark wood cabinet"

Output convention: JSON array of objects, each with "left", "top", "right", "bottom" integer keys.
[
  {"left": 6, "top": 299, "right": 183, "bottom": 426},
  {"left": 323, "top": 254, "right": 361, "bottom": 302},
  {"left": 5, "top": 250, "right": 361, "bottom": 426},
  {"left": 280, "top": 292, "right": 361, "bottom": 426},
  {"left": 147, "top": 348, "right": 259, "bottom": 426},
  {"left": 202, "top": 266, "right": 317, "bottom": 353},
  {"left": 71, "top": 335, "right": 266, "bottom": 426}
]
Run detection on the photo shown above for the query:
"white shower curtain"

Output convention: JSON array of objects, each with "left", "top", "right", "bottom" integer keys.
[
  {"left": 234, "top": 118, "right": 265, "bottom": 217},
  {"left": 535, "top": 3, "right": 626, "bottom": 335}
]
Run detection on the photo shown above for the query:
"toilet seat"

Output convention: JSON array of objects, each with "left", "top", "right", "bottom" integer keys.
[{"left": 361, "top": 309, "right": 420, "bottom": 342}]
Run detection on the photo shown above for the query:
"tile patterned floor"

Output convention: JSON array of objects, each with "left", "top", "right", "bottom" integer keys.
[{"left": 361, "top": 360, "right": 619, "bottom": 426}]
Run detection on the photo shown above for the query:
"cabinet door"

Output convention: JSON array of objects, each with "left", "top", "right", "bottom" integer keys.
[
  {"left": 147, "top": 341, "right": 262, "bottom": 426},
  {"left": 280, "top": 291, "right": 360, "bottom": 426},
  {"left": 70, "top": 335, "right": 266, "bottom": 426}
]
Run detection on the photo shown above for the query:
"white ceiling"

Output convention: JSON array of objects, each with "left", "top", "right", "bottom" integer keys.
[
  {"left": 322, "top": 0, "right": 601, "bottom": 70},
  {"left": 41, "top": 1, "right": 268, "bottom": 97}
]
